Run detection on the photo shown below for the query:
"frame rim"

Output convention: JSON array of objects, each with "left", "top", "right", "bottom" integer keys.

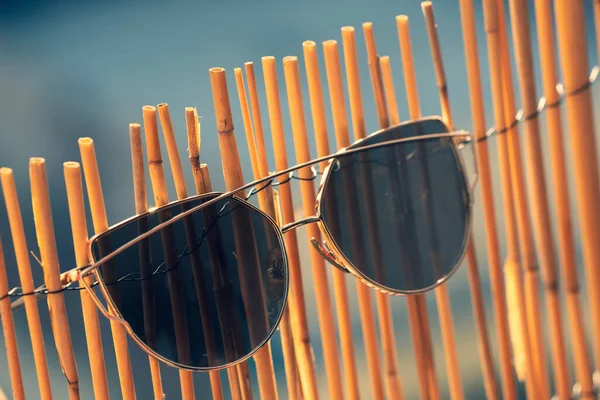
[
  {"left": 314, "top": 116, "right": 474, "bottom": 295},
  {"left": 84, "top": 192, "right": 291, "bottom": 372}
]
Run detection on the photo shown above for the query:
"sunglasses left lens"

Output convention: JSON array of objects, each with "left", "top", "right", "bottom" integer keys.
[
  {"left": 319, "top": 118, "right": 471, "bottom": 294},
  {"left": 89, "top": 194, "right": 287, "bottom": 370}
]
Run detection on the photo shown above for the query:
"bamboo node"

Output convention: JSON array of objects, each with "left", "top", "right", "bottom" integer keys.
[
  {"left": 437, "top": 83, "right": 448, "bottom": 94},
  {"left": 217, "top": 126, "right": 234, "bottom": 136},
  {"left": 189, "top": 154, "right": 201, "bottom": 164},
  {"left": 543, "top": 281, "right": 559, "bottom": 293}
]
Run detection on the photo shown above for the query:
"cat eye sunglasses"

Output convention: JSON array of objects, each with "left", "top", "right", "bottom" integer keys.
[{"left": 8, "top": 116, "right": 477, "bottom": 371}]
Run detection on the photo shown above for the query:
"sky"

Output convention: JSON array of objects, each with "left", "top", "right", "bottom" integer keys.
[{"left": 0, "top": 0, "right": 599, "bottom": 398}]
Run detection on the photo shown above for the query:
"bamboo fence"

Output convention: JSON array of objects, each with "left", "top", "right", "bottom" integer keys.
[{"left": 0, "top": 1, "right": 599, "bottom": 399}]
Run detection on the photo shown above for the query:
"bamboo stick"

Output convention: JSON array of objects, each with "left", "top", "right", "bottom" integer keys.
[
  {"left": 0, "top": 238, "right": 25, "bottom": 400},
  {"left": 29, "top": 158, "right": 80, "bottom": 400},
  {"left": 272, "top": 189, "right": 302, "bottom": 400},
  {"left": 357, "top": 24, "right": 414, "bottom": 400},
  {"left": 457, "top": 0, "right": 517, "bottom": 398},
  {"left": 486, "top": 0, "right": 534, "bottom": 388},
  {"left": 393, "top": 18, "right": 449, "bottom": 400},
  {"left": 378, "top": 57, "right": 401, "bottom": 124},
  {"left": 243, "top": 63, "right": 271, "bottom": 183},
  {"left": 0, "top": 168, "right": 53, "bottom": 400},
  {"left": 338, "top": 27, "right": 386, "bottom": 400},
  {"left": 554, "top": 0, "right": 600, "bottom": 371},
  {"left": 533, "top": 0, "right": 596, "bottom": 396},
  {"left": 282, "top": 55, "right": 345, "bottom": 400},
  {"left": 483, "top": 0, "right": 529, "bottom": 387},
  {"left": 235, "top": 64, "right": 302, "bottom": 400},
  {"left": 185, "top": 108, "right": 207, "bottom": 196},
  {"left": 184, "top": 108, "right": 245, "bottom": 400},
  {"left": 495, "top": 1, "right": 550, "bottom": 396},
  {"left": 157, "top": 104, "right": 230, "bottom": 400},
  {"left": 506, "top": 1, "right": 573, "bottom": 397},
  {"left": 233, "top": 70, "right": 261, "bottom": 180},
  {"left": 128, "top": 123, "right": 166, "bottom": 400},
  {"left": 480, "top": 1, "right": 539, "bottom": 399},
  {"left": 63, "top": 162, "right": 111, "bottom": 400},
  {"left": 421, "top": 4, "right": 451, "bottom": 127},
  {"left": 157, "top": 104, "right": 227, "bottom": 400},
  {"left": 262, "top": 54, "right": 320, "bottom": 400},
  {"left": 419, "top": 3, "right": 499, "bottom": 399},
  {"left": 233, "top": 68, "right": 274, "bottom": 214},
  {"left": 78, "top": 137, "right": 137, "bottom": 400},
  {"left": 385, "top": 50, "right": 465, "bottom": 398},
  {"left": 209, "top": 68, "right": 278, "bottom": 400},
  {"left": 304, "top": 40, "right": 360, "bottom": 400},
  {"left": 142, "top": 105, "right": 197, "bottom": 400}
]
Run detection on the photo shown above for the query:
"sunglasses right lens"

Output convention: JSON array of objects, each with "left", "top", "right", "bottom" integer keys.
[
  {"left": 90, "top": 194, "right": 287, "bottom": 370},
  {"left": 319, "top": 119, "right": 470, "bottom": 294}
]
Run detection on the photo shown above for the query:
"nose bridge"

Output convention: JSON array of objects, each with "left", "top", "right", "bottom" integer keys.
[{"left": 280, "top": 215, "right": 321, "bottom": 234}]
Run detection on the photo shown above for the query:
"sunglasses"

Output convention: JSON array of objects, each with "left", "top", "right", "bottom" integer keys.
[{"left": 9, "top": 116, "right": 477, "bottom": 372}]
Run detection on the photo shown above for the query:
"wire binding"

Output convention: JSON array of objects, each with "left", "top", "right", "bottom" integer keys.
[{"left": 2, "top": 65, "right": 598, "bottom": 303}]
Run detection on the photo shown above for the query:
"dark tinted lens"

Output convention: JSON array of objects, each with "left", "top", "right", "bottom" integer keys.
[
  {"left": 320, "top": 119, "right": 469, "bottom": 293},
  {"left": 90, "top": 194, "right": 287, "bottom": 369}
]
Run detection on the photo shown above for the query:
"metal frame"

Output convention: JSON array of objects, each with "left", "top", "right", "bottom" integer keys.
[
  {"left": 306, "top": 116, "right": 476, "bottom": 295},
  {"left": 9, "top": 116, "right": 478, "bottom": 372},
  {"left": 81, "top": 194, "right": 290, "bottom": 372}
]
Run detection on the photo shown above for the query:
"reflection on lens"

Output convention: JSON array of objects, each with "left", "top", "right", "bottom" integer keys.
[
  {"left": 320, "top": 118, "right": 469, "bottom": 293},
  {"left": 90, "top": 194, "right": 287, "bottom": 370}
]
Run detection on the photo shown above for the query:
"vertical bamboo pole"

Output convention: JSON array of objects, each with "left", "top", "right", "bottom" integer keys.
[
  {"left": 364, "top": 23, "right": 425, "bottom": 400},
  {"left": 0, "top": 238, "right": 25, "bottom": 400},
  {"left": 338, "top": 27, "right": 387, "bottom": 400},
  {"left": 420, "top": 3, "right": 451, "bottom": 126},
  {"left": 78, "top": 137, "right": 137, "bottom": 400},
  {"left": 234, "top": 65, "right": 302, "bottom": 400},
  {"left": 128, "top": 123, "right": 166, "bottom": 400},
  {"left": 483, "top": 0, "right": 526, "bottom": 387},
  {"left": 378, "top": 57, "right": 401, "bottom": 123},
  {"left": 420, "top": 3, "right": 499, "bottom": 399},
  {"left": 209, "top": 67, "right": 278, "bottom": 400},
  {"left": 262, "top": 55, "right": 320, "bottom": 400},
  {"left": 393, "top": 18, "right": 448, "bottom": 400},
  {"left": 458, "top": 0, "right": 517, "bottom": 398},
  {"left": 142, "top": 105, "right": 196, "bottom": 400},
  {"left": 157, "top": 104, "right": 227, "bottom": 400},
  {"left": 184, "top": 108, "right": 245, "bottom": 400},
  {"left": 506, "top": 1, "right": 572, "bottom": 397},
  {"left": 0, "top": 168, "right": 53, "bottom": 400},
  {"left": 185, "top": 108, "right": 208, "bottom": 196},
  {"left": 29, "top": 158, "right": 80, "bottom": 400},
  {"left": 554, "top": 0, "right": 600, "bottom": 371},
  {"left": 271, "top": 189, "right": 302, "bottom": 400},
  {"left": 495, "top": 4, "right": 550, "bottom": 398},
  {"left": 381, "top": 44, "right": 465, "bottom": 397},
  {"left": 282, "top": 55, "right": 345, "bottom": 400},
  {"left": 533, "top": 0, "right": 595, "bottom": 395},
  {"left": 64, "top": 162, "right": 111, "bottom": 400},
  {"left": 304, "top": 40, "right": 361, "bottom": 400},
  {"left": 480, "top": 1, "right": 539, "bottom": 398},
  {"left": 243, "top": 62, "right": 271, "bottom": 185}
]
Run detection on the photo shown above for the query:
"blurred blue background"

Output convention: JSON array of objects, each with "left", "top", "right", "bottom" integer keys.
[{"left": 0, "top": 0, "right": 599, "bottom": 398}]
